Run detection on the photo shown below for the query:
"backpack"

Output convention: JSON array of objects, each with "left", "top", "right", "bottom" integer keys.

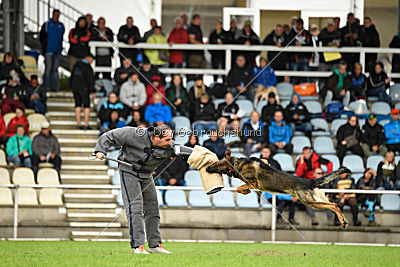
[{"left": 324, "top": 102, "right": 343, "bottom": 122}]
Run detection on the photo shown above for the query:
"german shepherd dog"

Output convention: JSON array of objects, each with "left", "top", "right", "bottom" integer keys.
[{"left": 206, "top": 151, "right": 351, "bottom": 228}]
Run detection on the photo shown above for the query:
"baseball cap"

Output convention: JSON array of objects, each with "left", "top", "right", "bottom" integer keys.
[
  {"left": 391, "top": 108, "right": 400, "bottom": 115},
  {"left": 151, "top": 75, "right": 161, "bottom": 82},
  {"left": 368, "top": 114, "right": 377, "bottom": 120},
  {"left": 244, "top": 20, "right": 252, "bottom": 27},
  {"left": 268, "top": 92, "right": 276, "bottom": 99},
  {"left": 41, "top": 121, "right": 50, "bottom": 129}
]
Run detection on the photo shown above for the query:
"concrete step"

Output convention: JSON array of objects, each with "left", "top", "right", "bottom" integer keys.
[
  {"left": 61, "top": 174, "right": 110, "bottom": 184},
  {"left": 61, "top": 156, "right": 105, "bottom": 165},
  {"left": 65, "top": 203, "right": 117, "bottom": 209},
  {"left": 47, "top": 97, "right": 75, "bottom": 103},
  {"left": 48, "top": 111, "right": 98, "bottom": 121},
  {"left": 69, "top": 222, "right": 121, "bottom": 228},
  {"left": 50, "top": 120, "right": 98, "bottom": 127},
  {"left": 67, "top": 212, "right": 117, "bottom": 221},
  {"left": 71, "top": 231, "right": 123, "bottom": 237},
  {"left": 60, "top": 147, "right": 96, "bottom": 157},
  {"left": 47, "top": 102, "right": 95, "bottom": 112},
  {"left": 61, "top": 169, "right": 108, "bottom": 176},
  {"left": 47, "top": 91, "right": 74, "bottom": 98},
  {"left": 64, "top": 193, "right": 115, "bottom": 203},
  {"left": 58, "top": 138, "right": 98, "bottom": 147},
  {"left": 61, "top": 164, "right": 108, "bottom": 171}
]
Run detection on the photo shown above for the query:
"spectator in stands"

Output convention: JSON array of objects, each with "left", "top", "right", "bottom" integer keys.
[
  {"left": 234, "top": 20, "right": 260, "bottom": 68},
  {"left": 31, "top": 121, "right": 61, "bottom": 177},
  {"left": 287, "top": 18, "right": 312, "bottom": 84},
  {"left": 253, "top": 56, "right": 278, "bottom": 107},
  {"left": 332, "top": 171, "right": 361, "bottom": 226},
  {"left": 268, "top": 110, "right": 293, "bottom": 154},
  {"left": 209, "top": 19, "right": 229, "bottom": 82},
  {"left": 6, "top": 107, "right": 29, "bottom": 138},
  {"left": 39, "top": 9, "right": 64, "bottom": 92},
  {"left": 119, "top": 72, "right": 146, "bottom": 116},
  {"left": 113, "top": 58, "right": 135, "bottom": 95},
  {"left": 389, "top": 31, "right": 400, "bottom": 82},
  {"left": 336, "top": 115, "right": 363, "bottom": 164},
  {"left": 309, "top": 25, "right": 320, "bottom": 75},
  {"left": 187, "top": 14, "right": 205, "bottom": 80},
  {"left": 203, "top": 129, "right": 226, "bottom": 160},
  {"left": 276, "top": 194, "right": 299, "bottom": 225},
  {"left": 262, "top": 24, "right": 288, "bottom": 70},
  {"left": 144, "top": 93, "right": 172, "bottom": 126},
  {"left": 139, "top": 60, "right": 165, "bottom": 86},
  {"left": 166, "top": 74, "right": 189, "bottom": 116},
  {"left": 356, "top": 168, "right": 379, "bottom": 226},
  {"left": 285, "top": 92, "right": 312, "bottom": 140},
  {"left": 185, "top": 134, "right": 199, "bottom": 148},
  {"left": 188, "top": 76, "right": 210, "bottom": 105},
  {"left": 361, "top": 114, "right": 387, "bottom": 158},
  {"left": 154, "top": 155, "right": 187, "bottom": 186},
  {"left": 145, "top": 75, "right": 166, "bottom": 106},
  {"left": 282, "top": 24, "right": 290, "bottom": 34},
  {"left": 90, "top": 17, "right": 114, "bottom": 80},
  {"left": 318, "top": 20, "right": 342, "bottom": 70},
  {"left": 192, "top": 93, "right": 217, "bottom": 136},
  {"left": 260, "top": 145, "right": 281, "bottom": 170},
  {"left": 350, "top": 62, "right": 367, "bottom": 100},
  {"left": 241, "top": 111, "right": 268, "bottom": 157},
  {"left": 127, "top": 110, "right": 142, "bottom": 127},
  {"left": 145, "top": 26, "right": 169, "bottom": 67},
  {"left": 70, "top": 54, "right": 95, "bottom": 130},
  {"left": 321, "top": 62, "right": 351, "bottom": 107},
  {"left": 6, "top": 124, "right": 31, "bottom": 168},
  {"left": 142, "top": 19, "right": 161, "bottom": 42},
  {"left": 117, "top": 16, "right": 142, "bottom": 65},
  {"left": 340, "top": 13, "right": 361, "bottom": 69},
  {"left": 68, "top": 16, "right": 91, "bottom": 70},
  {"left": 0, "top": 115, "right": 5, "bottom": 147},
  {"left": 98, "top": 92, "right": 130, "bottom": 125},
  {"left": 367, "top": 62, "right": 391, "bottom": 104},
  {"left": 167, "top": 17, "right": 188, "bottom": 68},
  {"left": 1, "top": 75, "right": 24, "bottom": 115},
  {"left": 227, "top": 55, "right": 254, "bottom": 100},
  {"left": 333, "top": 17, "right": 341, "bottom": 30},
  {"left": 0, "top": 52, "right": 29, "bottom": 86},
  {"left": 296, "top": 147, "right": 333, "bottom": 179},
  {"left": 85, "top": 13, "right": 95, "bottom": 31},
  {"left": 385, "top": 109, "right": 400, "bottom": 154},
  {"left": 24, "top": 75, "right": 46, "bottom": 115},
  {"left": 377, "top": 151, "right": 397, "bottom": 190},
  {"left": 360, "top": 17, "right": 380, "bottom": 72},
  {"left": 386, "top": 155, "right": 400, "bottom": 190},
  {"left": 227, "top": 18, "right": 238, "bottom": 43},
  {"left": 261, "top": 92, "right": 284, "bottom": 125},
  {"left": 216, "top": 92, "right": 241, "bottom": 136},
  {"left": 100, "top": 110, "right": 127, "bottom": 135},
  {"left": 181, "top": 13, "right": 188, "bottom": 29}
]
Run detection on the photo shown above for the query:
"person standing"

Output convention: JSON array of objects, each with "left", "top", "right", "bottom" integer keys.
[
  {"left": 68, "top": 16, "right": 91, "bottom": 71},
  {"left": 167, "top": 17, "right": 188, "bottom": 68},
  {"left": 117, "top": 17, "right": 142, "bottom": 66},
  {"left": 187, "top": 14, "right": 205, "bottom": 80},
  {"left": 39, "top": 9, "right": 64, "bottom": 92},
  {"left": 209, "top": 20, "right": 229, "bottom": 82}
]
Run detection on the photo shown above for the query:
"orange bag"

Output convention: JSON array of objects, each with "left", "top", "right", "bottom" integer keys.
[{"left": 293, "top": 83, "right": 317, "bottom": 96}]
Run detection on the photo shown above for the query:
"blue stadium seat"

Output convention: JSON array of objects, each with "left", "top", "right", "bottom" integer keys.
[
  {"left": 156, "top": 189, "right": 164, "bottom": 207},
  {"left": 321, "top": 154, "right": 340, "bottom": 171},
  {"left": 313, "top": 137, "right": 336, "bottom": 154},
  {"left": 240, "top": 117, "right": 250, "bottom": 128},
  {"left": 236, "top": 99, "right": 254, "bottom": 117},
  {"left": 223, "top": 134, "right": 241, "bottom": 145},
  {"left": 189, "top": 190, "right": 212, "bottom": 207},
  {"left": 291, "top": 136, "right": 311, "bottom": 154},
  {"left": 250, "top": 152, "right": 261, "bottom": 158},
  {"left": 304, "top": 101, "right": 322, "bottom": 114},
  {"left": 343, "top": 155, "right": 364, "bottom": 173},
  {"left": 395, "top": 103, "right": 400, "bottom": 110},
  {"left": 331, "top": 119, "right": 347, "bottom": 136},
  {"left": 186, "top": 80, "right": 195, "bottom": 92},
  {"left": 358, "top": 119, "right": 366, "bottom": 129},
  {"left": 256, "top": 100, "right": 268, "bottom": 115},
  {"left": 95, "top": 79, "right": 113, "bottom": 96},
  {"left": 112, "top": 171, "right": 120, "bottom": 186},
  {"left": 96, "top": 97, "right": 108, "bottom": 112},
  {"left": 389, "top": 84, "right": 400, "bottom": 101},
  {"left": 310, "top": 118, "right": 329, "bottom": 136},
  {"left": 366, "top": 155, "right": 384, "bottom": 171},
  {"left": 184, "top": 170, "right": 203, "bottom": 187},
  {"left": 174, "top": 134, "right": 189, "bottom": 145},
  {"left": 352, "top": 173, "right": 364, "bottom": 184},
  {"left": 280, "top": 100, "right": 290, "bottom": 108},
  {"left": 276, "top": 83, "right": 293, "bottom": 99},
  {"left": 212, "top": 191, "right": 235, "bottom": 208},
  {"left": 273, "top": 153, "right": 295, "bottom": 172},
  {"left": 379, "top": 119, "right": 390, "bottom": 127},
  {"left": 165, "top": 190, "right": 188, "bottom": 207},
  {"left": 230, "top": 177, "right": 245, "bottom": 187},
  {"left": 172, "top": 116, "right": 191, "bottom": 132},
  {"left": 108, "top": 150, "right": 120, "bottom": 169},
  {"left": 198, "top": 134, "right": 210, "bottom": 145},
  {"left": 213, "top": 98, "right": 225, "bottom": 109},
  {"left": 381, "top": 194, "right": 400, "bottom": 211},
  {"left": 371, "top": 102, "right": 391, "bottom": 115},
  {"left": 236, "top": 192, "right": 260, "bottom": 208},
  {"left": 232, "top": 152, "right": 246, "bottom": 158}
]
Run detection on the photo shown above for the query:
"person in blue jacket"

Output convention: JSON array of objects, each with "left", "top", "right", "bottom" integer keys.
[
  {"left": 384, "top": 108, "right": 400, "bottom": 153},
  {"left": 100, "top": 111, "right": 126, "bottom": 136},
  {"left": 253, "top": 56, "right": 277, "bottom": 88},
  {"left": 144, "top": 93, "right": 172, "bottom": 126},
  {"left": 203, "top": 129, "right": 226, "bottom": 159},
  {"left": 39, "top": 9, "right": 65, "bottom": 92},
  {"left": 268, "top": 110, "right": 293, "bottom": 154}
]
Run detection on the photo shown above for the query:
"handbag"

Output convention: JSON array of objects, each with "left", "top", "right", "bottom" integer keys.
[
  {"left": 16, "top": 137, "right": 30, "bottom": 164},
  {"left": 159, "top": 51, "right": 169, "bottom": 62},
  {"left": 344, "top": 129, "right": 358, "bottom": 148}
]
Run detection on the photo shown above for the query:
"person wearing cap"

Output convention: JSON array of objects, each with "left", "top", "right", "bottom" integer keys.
[
  {"left": 262, "top": 24, "right": 289, "bottom": 71},
  {"left": 361, "top": 114, "right": 387, "bottom": 158},
  {"left": 234, "top": 19, "right": 260, "bottom": 68},
  {"left": 70, "top": 53, "right": 96, "bottom": 130},
  {"left": 119, "top": 72, "right": 146, "bottom": 116},
  {"left": 139, "top": 60, "right": 165, "bottom": 86},
  {"left": 145, "top": 75, "right": 166, "bottom": 106},
  {"left": 384, "top": 109, "right": 400, "bottom": 153},
  {"left": 187, "top": 14, "right": 206, "bottom": 81},
  {"left": 261, "top": 92, "right": 285, "bottom": 125},
  {"left": 31, "top": 121, "right": 61, "bottom": 178}
]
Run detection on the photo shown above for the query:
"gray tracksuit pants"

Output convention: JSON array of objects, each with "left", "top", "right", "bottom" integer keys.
[{"left": 120, "top": 170, "right": 161, "bottom": 248}]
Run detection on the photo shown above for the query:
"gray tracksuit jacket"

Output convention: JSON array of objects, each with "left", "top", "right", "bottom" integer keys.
[{"left": 119, "top": 79, "right": 147, "bottom": 107}]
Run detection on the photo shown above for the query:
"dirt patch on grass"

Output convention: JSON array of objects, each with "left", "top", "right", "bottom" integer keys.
[{"left": 249, "top": 249, "right": 304, "bottom": 257}]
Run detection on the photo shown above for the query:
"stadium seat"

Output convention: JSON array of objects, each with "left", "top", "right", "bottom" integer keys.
[
  {"left": 310, "top": 118, "right": 329, "bottom": 136},
  {"left": 321, "top": 154, "right": 340, "bottom": 171},
  {"left": 358, "top": 119, "right": 366, "bottom": 129},
  {"left": 172, "top": 116, "right": 191, "bottom": 132},
  {"left": 0, "top": 168, "right": 10, "bottom": 184},
  {"left": 198, "top": 134, "right": 210, "bottom": 146},
  {"left": 366, "top": 155, "right": 384, "bottom": 171},
  {"left": 96, "top": 97, "right": 108, "bottom": 112},
  {"left": 184, "top": 170, "right": 203, "bottom": 187},
  {"left": 107, "top": 150, "right": 120, "bottom": 169},
  {"left": 95, "top": 79, "right": 113, "bottom": 96},
  {"left": 250, "top": 152, "right": 261, "bottom": 158},
  {"left": 25, "top": 109, "right": 35, "bottom": 115},
  {"left": 189, "top": 190, "right": 212, "bottom": 207},
  {"left": 291, "top": 136, "right": 311, "bottom": 154},
  {"left": 389, "top": 84, "right": 400, "bottom": 101},
  {"left": 240, "top": 117, "right": 249, "bottom": 128},
  {"left": 186, "top": 80, "right": 195, "bottom": 92},
  {"left": 27, "top": 114, "right": 48, "bottom": 133},
  {"left": 331, "top": 119, "right": 347, "bottom": 136},
  {"left": 37, "top": 168, "right": 59, "bottom": 185},
  {"left": 236, "top": 99, "right": 254, "bottom": 117},
  {"left": 371, "top": 102, "right": 391, "bottom": 115},
  {"left": 12, "top": 168, "right": 35, "bottom": 185},
  {"left": 212, "top": 98, "right": 225, "bottom": 109},
  {"left": 395, "top": 103, "right": 400, "bottom": 110},
  {"left": 112, "top": 171, "right": 121, "bottom": 186},
  {"left": 18, "top": 188, "right": 38, "bottom": 206},
  {"left": 0, "top": 188, "right": 13, "bottom": 205},
  {"left": 156, "top": 189, "right": 163, "bottom": 207},
  {"left": 174, "top": 134, "right": 189, "bottom": 145},
  {"left": 381, "top": 194, "right": 400, "bottom": 211},
  {"left": 379, "top": 119, "right": 390, "bottom": 127},
  {"left": 222, "top": 174, "right": 230, "bottom": 187},
  {"left": 20, "top": 55, "right": 38, "bottom": 73},
  {"left": 303, "top": 101, "right": 322, "bottom": 114},
  {"left": 223, "top": 134, "right": 241, "bottom": 146},
  {"left": 273, "top": 153, "right": 295, "bottom": 172},
  {"left": 236, "top": 192, "right": 260, "bottom": 208},
  {"left": 231, "top": 152, "right": 246, "bottom": 158},
  {"left": 230, "top": 177, "right": 245, "bottom": 187},
  {"left": 165, "top": 190, "right": 188, "bottom": 207},
  {"left": 313, "top": 137, "right": 336, "bottom": 154},
  {"left": 3, "top": 112, "right": 15, "bottom": 127},
  {"left": 212, "top": 191, "right": 235, "bottom": 208},
  {"left": 39, "top": 188, "right": 63, "bottom": 206},
  {"left": 0, "top": 149, "right": 7, "bottom": 167},
  {"left": 280, "top": 100, "right": 290, "bottom": 108},
  {"left": 352, "top": 173, "right": 364, "bottom": 184},
  {"left": 256, "top": 100, "right": 268, "bottom": 115},
  {"left": 276, "top": 83, "right": 293, "bottom": 99},
  {"left": 343, "top": 155, "right": 364, "bottom": 173},
  {"left": 117, "top": 190, "right": 124, "bottom": 206}
]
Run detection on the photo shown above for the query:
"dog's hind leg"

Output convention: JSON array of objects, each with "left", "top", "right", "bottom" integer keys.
[{"left": 305, "top": 202, "right": 348, "bottom": 229}]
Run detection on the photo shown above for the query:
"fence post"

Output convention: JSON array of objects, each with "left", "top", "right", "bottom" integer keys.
[
  {"left": 225, "top": 48, "right": 231, "bottom": 75},
  {"left": 13, "top": 185, "right": 19, "bottom": 239},
  {"left": 271, "top": 194, "right": 276, "bottom": 242},
  {"left": 360, "top": 49, "right": 366, "bottom": 73}
]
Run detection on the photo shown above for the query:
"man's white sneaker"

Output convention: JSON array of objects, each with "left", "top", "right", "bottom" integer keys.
[
  {"left": 134, "top": 245, "right": 149, "bottom": 254},
  {"left": 148, "top": 244, "right": 172, "bottom": 254}
]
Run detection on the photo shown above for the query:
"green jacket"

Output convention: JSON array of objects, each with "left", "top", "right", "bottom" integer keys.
[
  {"left": 166, "top": 85, "right": 189, "bottom": 107},
  {"left": 6, "top": 134, "right": 32, "bottom": 156},
  {"left": 145, "top": 34, "right": 169, "bottom": 65}
]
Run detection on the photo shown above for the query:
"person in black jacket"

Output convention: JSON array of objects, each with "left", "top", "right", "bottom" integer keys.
[
  {"left": 227, "top": 55, "right": 254, "bottom": 100},
  {"left": 70, "top": 54, "right": 95, "bottom": 130},
  {"left": 209, "top": 20, "right": 229, "bottom": 82},
  {"left": 377, "top": 151, "right": 397, "bottom": 190},
  {"left": 336, "top": 115, "right": 363, "bottom": 163},
  {"left": 113, "top": 58, "right": 135, "bottom": 95},
  {"left": 234, "top": 20, "right": 260, "bottom": 68},
  {"left": 261, "top": 92, "right": 285, "bottom": 125},
  {"left": 262, "top": 24, "right": 288, "bottom": 70},
  {"left": 68, "top": 16, "right": 91, "bottom": 71},
  {"left": 0, "top": 52, "right": 29, "bottom": 86},
  {"left": 188, "top": 76, "right": 211, "bottom": 107},
  {"left": 91, "top": 17, "right": 114, "bottom": 80},
  {"left": 350, "top": 62, "right": 367, "bottom": 100},
  {"left": 340, "top": 13, "right": 362, "bottom": 70},
  {"left": 360, "top": 17, "right": 380, "bottom": 72},
  {"left": 389, "top": 33, "right": 400, "bottom": 83},
  {"left": 260, "top": 145, "right": 281, "bottom": 170},
  {"left": 203, "top": 129, "right": 226, "bottom": 159},
  {"left": 24, "top": 75, "right": 47, "bottom": 115},
  {"left": 138, "top": 60, "right": 165, "bottom": 87},
  {"left": 192, "top": 93, "right": 217, "bottom": 136},
  {"left": 216, "top": 92, "right": 241, "bottom": 136},
  {"left": 356, "top": 168, "right": 379, "bottom": 226},
  {"left": 184, "top": 134, "right": 199, "bottom": 149},
  {"left": 117, "top": 16, "right": 142, "bottom": 65},
  {"left": 241, "top": 111, "right": 269, "bottom": 156},
  {"left": 285, "top": 92, "right": 312, "bottom": 140},
  {"left": 321, "top": 62, "right": 352, "bottom": 107},
  {"left": 361, "top": 114, "right": 387, "bottom": 158},
  {"left": 318, "top": 20, "right": 342, "bottom": 70},
  {"left": 367, "top": 62, "right": 391, "bottom": 104},
  {"left": 98, "top": 92, "right": 130, "bottom": 125},
  {"left": 153, "top": 155, "right": 187, "bottom": 186}
]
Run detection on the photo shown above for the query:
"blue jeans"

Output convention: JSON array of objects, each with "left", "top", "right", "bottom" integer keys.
[
  {"left": 367, "top": 86, "right": 392, "bottom": 104},
  {"left": 27, "top": 99, "right": 46, "bottom": 114},
  {"left": 8, "top": 155, "right": 32, "bottom": 167},
  {"left": 44, "top": 53, "right": 60, "bottom": 91},
  {"left": 385, "top": 177, "right": 400, "bottom": 190},
  {"left": 193, "top": 122, "right": 217, "bottom": 136},
  {"left": 290, "top": 122, "right": 312, "bottom": 134},
  {"left": 290, "top": 58, "right": 310, "bottom": 84}
]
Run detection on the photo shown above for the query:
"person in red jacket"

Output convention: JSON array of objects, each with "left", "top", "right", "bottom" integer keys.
[
  {"left": 0, "top": 114, "right": 6, "bottom": 147},
  {"left": 6, "top": 107, "right": 29, "bottom": 138},
  {"left": 145, "top": 75, "right": 166, "bottom": 106},
  {"left": 296, "top": 146, "right": 333, "bottom": 179},
  {"left": 167, "top": 17, "right": 188, "bottom": 68}
]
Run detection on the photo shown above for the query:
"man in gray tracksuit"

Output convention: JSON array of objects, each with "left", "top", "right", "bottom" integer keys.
[{"left": 94, "top": 124, "right": 176, "bottom": 254}]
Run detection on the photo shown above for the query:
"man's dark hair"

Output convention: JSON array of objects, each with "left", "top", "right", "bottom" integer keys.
[
  {"left": 15, "top": 124, "right": 26, "bottom": 132},
  {"left": 302, "top": 146, "right": 311, "bottom": 152},
  {"left": 192, "top": 14, "right": 201, "bottom": 21},
  {"left": 261, "top": 145, "right": 271, "bottom": 151},
  {"left": 339, "top": 61, "right": 347, "bottom": 68},
  {"left": 30, "top": 75, "right": 38, "bottom": 81},
  {"left": 153, "top": 124, "right": 171, "bottom": 139},
  {"left": 53, "top": 9, "right": 60, "bottom": 15},
  {"left": 365, "top": 16, "right": 371, "bottom": 22}
]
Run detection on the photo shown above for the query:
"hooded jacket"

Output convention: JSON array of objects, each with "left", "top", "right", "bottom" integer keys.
[
  {"left": 68, "top": 17, "right": 91, "bottom": 57},
  {"left": 145, "top": 34, "right": 169, "bottom": 66},
  {"left": 144, "top": 102, "right": 172, "bottom": 124},
  {"left": 253, "top": 65, "right": 277, "bottom": 88},
  {"left": 145, "top": 83, "right": 166, "bottom": 106},
  {"left": 261, "top": 102, "right": 285, "bottom": 124},
  {"left": 295, "top": 152, "right": 333, "bottom": 179},
  {"left": 262, "top": 30, "right": 288, "bottom": 70},
  {"left": 69, "top": 60, "right": 94, "bottom": 93},
  {"left": 336, "top": 123, "right": 362, "bottom": 146},
  {"left": 32, "top": 132, "right": 60, "bottom": 157},
  {"left": 98, "top": 101, "right": 130, "bottom": 124},
  {"left": 285, "top": 93, "right": 311, "bottom": 124},
  {"left": 119, "top": 79, "right": 146, "bottom": 107},
  {"left": 269, "top": 120, "right": 292, "bottom": 145},
  {"left": 384, "top": 119, "right": 400, "bottom": 144}
]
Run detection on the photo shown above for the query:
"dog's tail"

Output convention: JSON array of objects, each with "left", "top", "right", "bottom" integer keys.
[{"left": 312, "top": 167, "right": 351, "bottom": 187}]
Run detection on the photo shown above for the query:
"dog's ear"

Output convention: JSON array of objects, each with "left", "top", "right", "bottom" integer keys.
[{"left": 225, "top": 150, "right": 231, "bottom": 160}]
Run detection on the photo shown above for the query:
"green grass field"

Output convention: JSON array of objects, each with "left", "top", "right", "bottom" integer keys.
[{"left": 0, "top": 241, "right": 399, "bottom": 266}]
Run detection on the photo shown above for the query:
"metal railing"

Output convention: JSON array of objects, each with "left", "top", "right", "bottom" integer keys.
[{"left": 1, "top": 183, "right": 399, "bottom": 242}]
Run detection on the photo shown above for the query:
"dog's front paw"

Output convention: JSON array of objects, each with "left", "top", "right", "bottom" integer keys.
[{"left": 342, "top": 218, "right": 349, "bottom": 229}]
